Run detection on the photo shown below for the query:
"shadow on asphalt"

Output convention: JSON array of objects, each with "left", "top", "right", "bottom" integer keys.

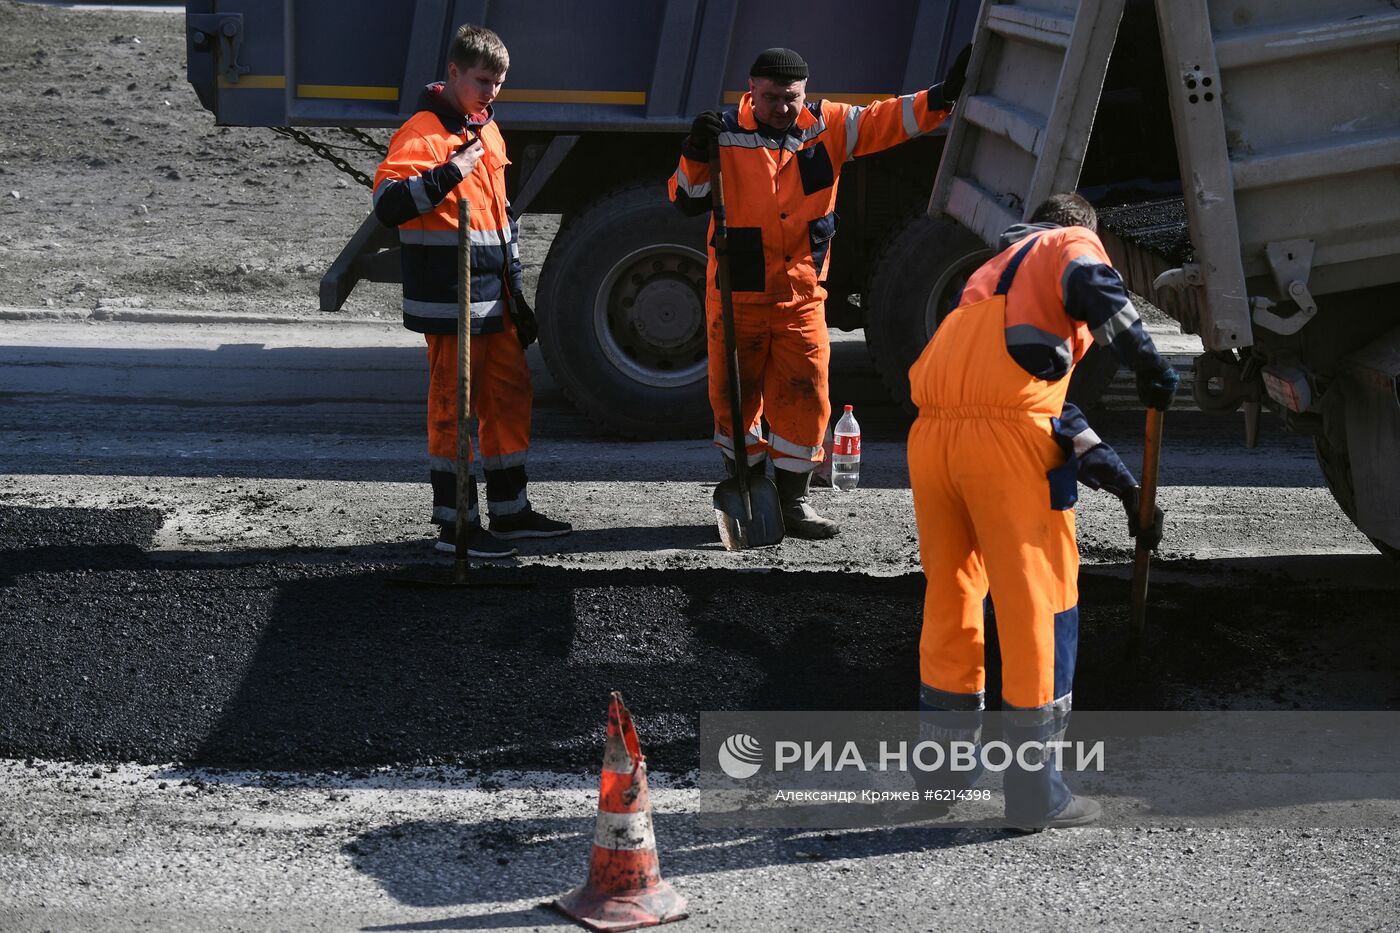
[{"left": 347, "top": 814, "right": 1002, "bottom": 917}]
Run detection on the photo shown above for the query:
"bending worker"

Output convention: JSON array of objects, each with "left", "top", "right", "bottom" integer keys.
[
  {"left": 670, "top": 46, "right": 969, "bottom": 539},
  {"left": 373, "top": 24, "right": 570, "bottom": 558},
  {"left": 908, "top": 193, "right": 1178, "bottom": 830}
]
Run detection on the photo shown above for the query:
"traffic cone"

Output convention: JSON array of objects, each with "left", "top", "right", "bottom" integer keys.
[{"left": 551, "top": 691, "right": 688, "bottom": 932}]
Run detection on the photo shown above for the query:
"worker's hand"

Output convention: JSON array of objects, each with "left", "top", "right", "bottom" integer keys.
[
  {"left": 688, "top": 110, "right": 724, "bottom": 152},
  {"left": 937, "top": 44, "right": 972, "bottom": 107},
  {"left": 449, "top": 137, "right": 485, "bottom": 178},
  {"left": 1135, "top": 363, "right": 1180, "bottom": 411},
  {"left": 509, "top": 294, "right": 538, "bottom": 349},
  {"left": 1123, "top": 486, "right": 1165, "bottom": 551}
]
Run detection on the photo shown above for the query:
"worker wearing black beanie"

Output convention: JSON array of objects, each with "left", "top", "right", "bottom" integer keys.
[
  {"left": 749, "top": 47, "right": 809, "bottom": 83},
  {"left": 669, "top": 46, "right": 971, "bottom": 540}
]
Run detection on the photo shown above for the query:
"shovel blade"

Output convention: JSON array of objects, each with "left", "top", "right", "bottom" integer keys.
[{"left": 713, "top": 475, "right": 785, "bottom": 550}]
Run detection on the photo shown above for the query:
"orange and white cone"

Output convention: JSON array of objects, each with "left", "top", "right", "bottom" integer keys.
[{"left": 551, "top": 691, "right": 688, "bottom": 932}]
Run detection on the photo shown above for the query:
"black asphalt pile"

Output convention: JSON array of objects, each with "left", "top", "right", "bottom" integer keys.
[
  {"left": 2, "top": 505, "right": 1397, "bottom": 773},
  {"left": 1098, "top": 198, "right": 1192, "bottom": 265}
]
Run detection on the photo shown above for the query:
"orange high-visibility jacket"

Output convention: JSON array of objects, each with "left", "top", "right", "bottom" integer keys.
[
  {"left": 958, "top": 223, "right": 1162, "bottom": 383},
  {"left": 373, "top": 83, "right": 522, "bottom": 336},
  {"left": 668, "top": 90, "right": 949, "bottom": 304}
]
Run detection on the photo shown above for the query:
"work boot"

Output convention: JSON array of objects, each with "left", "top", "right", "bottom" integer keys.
[
  {"left": 1007, "top": 795, "right": 1102, "bottom": 833},
  {"left": 489, "top": 508, "right": 573, "bottom": 540},
  {"left": 773, "top": 468, "right": 839, "bottom": 539},
  {"left": 435, "top": 522, "right": 517, "bottom": 559}
]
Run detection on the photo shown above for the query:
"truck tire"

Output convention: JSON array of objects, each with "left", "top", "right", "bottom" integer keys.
[
  {"left": 864, "top": 214, "right": 1121, "bottom": 413},
  {"left": 1314, "top": 434, "right": 1400, "bottom": 561},
  {"left": 536, "top": 182, "right": 711, "bottom": 439}
]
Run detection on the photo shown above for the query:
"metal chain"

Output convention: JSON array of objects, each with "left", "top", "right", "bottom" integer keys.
[
  {"left": 269, "top": 125, "right": 376, "bottom": 189},
  {"left": 335, "top": 126, "right": 388, "bottom": 156}
]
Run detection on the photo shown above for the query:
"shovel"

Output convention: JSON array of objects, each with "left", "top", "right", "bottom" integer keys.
[
  {"left": 708, "top": 142, "right": 783, "bottom": 550},
  {"left": 1128, "top": 406, "right": 1164, "bottom": 651},
  {"left": 389, "top": 195, "right": 530, "bottom": 589}
]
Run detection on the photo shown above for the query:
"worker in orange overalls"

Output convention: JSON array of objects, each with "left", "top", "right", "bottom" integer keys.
[
  {"left": 908, "top": 193, "right": 1178, "bottom": 830},
  {"left": 373, "top": 24, "right": 570, "bottom": 558},
  {"left": 670, "top": 46, "right": 970, "bottom": 539}
]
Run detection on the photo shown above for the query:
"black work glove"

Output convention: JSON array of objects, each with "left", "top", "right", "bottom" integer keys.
[
  {"left": 687, "top": 110, "right": 724, "bottom": 154},
  {"left": 933, "top": 44, "right": 972, "bottom": 107},
  {"left": 1135, "top": 363, "right": 1180, "bottom": 411},
  {"left": 508, "top": 294, "right": 538, "bottom": 349},
  {"left": 1123, "top": 486, "right": 1165, "bottom": 551}
]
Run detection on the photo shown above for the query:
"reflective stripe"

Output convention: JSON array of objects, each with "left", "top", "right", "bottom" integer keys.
[
  {"left": 798, "top": 116, "right": 826, "bottom": 144},
  {"left": 406, "top": 175, "right": 433, "bottom": 214},
  {"left": 1091, "top": 300, "right": 1140, "bottom": 345},
  {"left": 480, "top": 450, "right": 527, "bottom": 470},
  {"left": 372, "top": 178, "right": 393, "bottom": 207},
  {"left": 429, "top": 455, "right": 456, "bottom": 473},
  {"left": 714, "top": 429, "right": 766, "bottom": 466},
  {"left": 919, "top": 683, "right": 986, "bottom": 712},
  {"left": 403, "top": 297, "right": 504, "bottom": 321},
  {"left": 433, "top": 504, "right": 479, "bottom": 524},
  {"left": 713, "top": 427, "right": 764, "bottom": 449},
  {"left": 468, "top": 225, "right": 513, "bottom": 246},
  {"left": 718, "top": 130, "right": 802, "bottom": 154},
  {"left": 843, "top": 105, "right": 864, "bottom": 161},
  {"left": 901, "top": 93, "right": 920, "bottom": 138},
  {"left": 592, "top": 809, "right": 656, "bottom": 852},
  {"left": 1070, "top": 426, "right": 1103, "bottom": 458},
  {"left": 399, "top": 228, "right": 458, "bottom": 246},
  {"left": 400, "top": 225, "right": 512, "bottom": 247},
  {"left": 673, "top": 165, "right": 711, "bottom": 199},
  {"left": 771, "top": 459, "right": 818, "bottom": 473},
  {"left": 1006, "top": 324, "right": 1073, "bottom": 371},
  {"left": 1060, "top": 254, "right": 1099, "bottom": 300},
  {"left": 486, "top": 489, "right": 530, "bottom": 516},
  {"left": 768, "top": 431, "right": 821, "bottom": 460},
  {"left": 1004, "top": 693, "right": 1074, "bottom": 725},
  {"left": 508, "top": 241, "right": 520, "bottom": 260}
]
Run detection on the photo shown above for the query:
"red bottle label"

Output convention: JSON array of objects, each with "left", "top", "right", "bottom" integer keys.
[{"left": 833, "top": 434, "right": 860, "bottom": 456}]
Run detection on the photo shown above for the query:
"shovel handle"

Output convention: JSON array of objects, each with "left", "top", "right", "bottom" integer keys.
[
  {"left": 709, "top": 141, "right": 752, "bottom": 520},
  {"left": 1129, "top": 406, "right": 1164, "bottom": 644},
  {"left": 455, "top": 197, "right": 472, "bottom": 583}
]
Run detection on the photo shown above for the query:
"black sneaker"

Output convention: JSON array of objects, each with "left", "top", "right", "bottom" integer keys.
[
  {"left": 489, "top": 509, "right": 573, "bottom": 540},
  {"left": 434, "top": 523, "right": 517, "bottom": 558}
]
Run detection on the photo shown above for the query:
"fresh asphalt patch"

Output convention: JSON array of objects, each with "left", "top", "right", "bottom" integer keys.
[{"left": 2, "top": 504, "right": 1397, "bottom": 773}]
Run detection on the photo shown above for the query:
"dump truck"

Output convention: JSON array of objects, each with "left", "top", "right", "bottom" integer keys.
[
  {"left": 914, "top": 0, "right": 1400, "bottom": 555},
  {"left": 185, "top": 0, "right": 1399, "bottom": 555},
  {"left": 183, "top": 0, "right": 1168, "bottom": 433}
]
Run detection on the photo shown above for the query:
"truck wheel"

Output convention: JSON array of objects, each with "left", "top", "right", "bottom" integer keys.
[
  {"left": 1314, "top": 434, "right": 1400, "bottom": 560},
  {"left": 536, "top": 182, "right": 711, "bottom": 439},
  {"left": 865, "top": 214, "right": 1121, "bottom": 413}
]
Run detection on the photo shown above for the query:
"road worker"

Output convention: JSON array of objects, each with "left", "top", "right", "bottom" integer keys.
[
  {"left": 907, "top": 193, "right": 1177, "bottom": 830},
  {"left": 670, "top": 46, "right": 970, "bottom": 539},
  {"left": 373, "top": 24, "right": 570, "bottom": 558}
]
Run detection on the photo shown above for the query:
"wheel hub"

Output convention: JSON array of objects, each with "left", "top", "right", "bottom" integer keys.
[
  {"left": 630, "top": 278, "right": 702, "bottom": 349},
  {"left": 595, "top": 245, "right": 709, "bottom": 388}
]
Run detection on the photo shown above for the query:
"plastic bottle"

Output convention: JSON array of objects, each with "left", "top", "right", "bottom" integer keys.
[{"left": 832, "top": 404, "right": 861, "bottom": 491}]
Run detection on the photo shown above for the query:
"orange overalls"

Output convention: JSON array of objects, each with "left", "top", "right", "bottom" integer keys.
[
  {"left": 669, "top": 91, "right": 949, "bottom": 471},
  {"left": 374, "top": 84, "right": 532, "bottom": 523},
  {"left": 907, "top": 234, "right": 1082, "bottom": 820}
]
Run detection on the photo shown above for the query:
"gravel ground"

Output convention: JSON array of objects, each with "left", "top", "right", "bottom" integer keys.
[
  {"left": 3, "top": 3, "right": 1399, "bottom": 930},
  {"left": 3, "top": 759, "right": 1397, "bottom": 933},
  {"left": 0, "top": 1, "right": 558, "bottom": 320}
]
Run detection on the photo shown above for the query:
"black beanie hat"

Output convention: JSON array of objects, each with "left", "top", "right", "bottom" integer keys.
[{"left": 750, "top": 47, "right": 808, "bottom": 82}]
